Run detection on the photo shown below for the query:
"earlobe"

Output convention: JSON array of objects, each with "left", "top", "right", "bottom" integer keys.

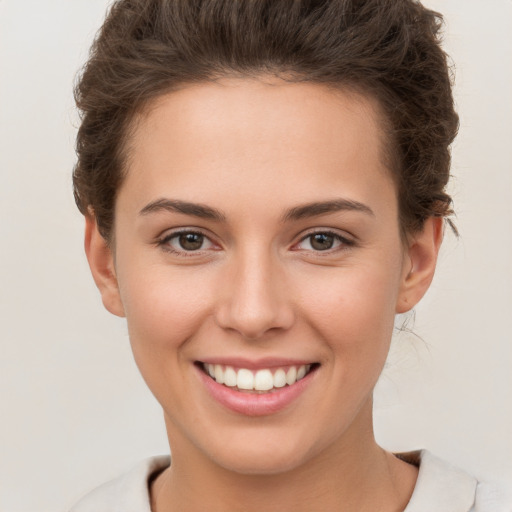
[
  {"left": 396, "top": 217, "right": 444, "bottom": 314},
  {"left": 84, "top": 215, "right": 125, "bottom": 317}
]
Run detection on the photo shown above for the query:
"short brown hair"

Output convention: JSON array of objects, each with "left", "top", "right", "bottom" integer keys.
[{"left": 73, "top": 0, "right": 458, "bottom": 241}]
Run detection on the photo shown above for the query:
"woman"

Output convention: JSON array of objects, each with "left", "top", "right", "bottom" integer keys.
[{"left": 69, "top": 0, "right": 508, "bottom": 510}]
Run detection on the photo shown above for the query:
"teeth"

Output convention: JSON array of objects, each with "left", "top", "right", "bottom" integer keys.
[
  {"left": 224, "top": 366, "right": 237, "bottom": 387},
  {"left": 204, "top": 363, "right": 313, "bottom": 391},
  {"left": 237, "top": 369, "right": 254, "bottom": 390},
  {"left": 254, "top": 369, "right": 273, "bottom": 391},
  {"left": 273, "top": 368, "right": 286, "bottom": 388},
  {"left": 214, "top": 364, "right": 224, "bottom": 384},
  {"left": 285, "top": 366, "right": 297, "bottom": 385}
]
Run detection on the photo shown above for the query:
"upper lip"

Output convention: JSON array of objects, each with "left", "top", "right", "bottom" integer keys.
[{"left": 196, "top": 357, "right": 318, "bottom": 370}]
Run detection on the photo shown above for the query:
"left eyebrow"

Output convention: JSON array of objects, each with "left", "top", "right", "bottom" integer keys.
[
  {"left": 282, "top": 199, "right": 375, "bottom": 222},
  {"left": 139, "top": 198, "right": 227, "bottom": 221}
]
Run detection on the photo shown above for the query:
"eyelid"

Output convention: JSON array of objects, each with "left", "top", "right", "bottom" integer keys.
[
  {"left": 155, "top": 226, "right": 355, "bottom": 256},
  {"left": 156, "top": 227, "right": 221, "bottom": 255},
  {"left": 292, "top": 228, "right": 356, "bottom": 252}
]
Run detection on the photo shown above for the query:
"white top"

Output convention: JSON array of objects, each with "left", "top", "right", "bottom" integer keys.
[{"left": 70, "top": 451, "right": 511, "bottom": 512}]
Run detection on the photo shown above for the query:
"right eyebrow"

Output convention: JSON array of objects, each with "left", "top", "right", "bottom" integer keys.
[
  {"left": 281, "top": 198, "right": 375, "bottom": 222},
  {"left": 139, "top": 198, "right": 227, "bottom": 222}
]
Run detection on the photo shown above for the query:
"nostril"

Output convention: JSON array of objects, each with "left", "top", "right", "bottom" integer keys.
[{"left": 213, "top": 271, "right": 295, "bottom": 338}]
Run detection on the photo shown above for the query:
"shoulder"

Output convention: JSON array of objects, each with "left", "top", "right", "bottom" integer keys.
[
  {"left": 474, "top": 480, "right": 512, "bottom": 512},
  {"left": 69, "top": 455, "right": 170, "bottom": 512},
  {"left": 401, "top": 450, "right": 512, "bottom": 512}
]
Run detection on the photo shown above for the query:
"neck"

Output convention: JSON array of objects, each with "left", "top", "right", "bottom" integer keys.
[{"left": 151, "top": 403, "right": 417, "bottom": 512}]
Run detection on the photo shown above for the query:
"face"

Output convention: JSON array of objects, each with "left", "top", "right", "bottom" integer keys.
[{"left": 86, "top": 78, "right": 441, "bottom": 476}]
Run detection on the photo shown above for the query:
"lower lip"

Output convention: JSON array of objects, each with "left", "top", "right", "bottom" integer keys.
[{"left": 196, "top": 365, "right": 316, "bottom": 417}]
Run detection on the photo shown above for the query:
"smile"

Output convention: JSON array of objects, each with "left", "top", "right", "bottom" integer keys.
[
  {"left": 196, "top": 360, "right": 319, "bottom": 416},
  {"left": 202, "top": 363, "right": 315, "bottom": 393}
]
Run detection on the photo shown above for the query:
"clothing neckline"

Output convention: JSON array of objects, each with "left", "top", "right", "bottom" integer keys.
[
  {"left": 70, "top": 450, "right": 478, "bottom": 512},
  {"left": 143, "top": 450, "right": 477, "bottom": 512}
]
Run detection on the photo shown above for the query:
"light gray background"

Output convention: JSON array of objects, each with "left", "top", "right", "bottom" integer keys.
[{"left": 1, "top": 1, "right": 511, "bottom": 510}]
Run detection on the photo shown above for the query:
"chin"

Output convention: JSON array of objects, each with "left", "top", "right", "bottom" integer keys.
[
  {"left": 197, "top": 427, "right": 324, "bottom": 476},
  {"left": 215, "top": 447, "right": 309, "bottom": 476}
]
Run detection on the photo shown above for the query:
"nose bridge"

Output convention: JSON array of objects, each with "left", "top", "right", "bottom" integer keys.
[{"left": 215, "top": 243, "right": 293, "bottom": 339}]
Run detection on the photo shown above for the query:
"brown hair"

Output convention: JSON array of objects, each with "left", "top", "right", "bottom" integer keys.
[{"left": 73, "top": 0, "right": 458, "bottom": 241}]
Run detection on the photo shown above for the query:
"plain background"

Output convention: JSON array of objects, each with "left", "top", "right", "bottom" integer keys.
[{"left": 1, "top": 0, "right": 511, "bottom": 510}]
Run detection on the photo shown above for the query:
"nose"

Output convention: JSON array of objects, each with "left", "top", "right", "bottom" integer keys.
[{"left": 214, "top": 248, "right": 295, "bottom": 340}]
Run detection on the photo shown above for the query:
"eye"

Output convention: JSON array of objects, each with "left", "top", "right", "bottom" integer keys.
[
  {"left": 159, "top": 230, "right": 216, "bottom": 253},
  {"left": 295, "top": 231, "right": 353, "bottom": 252}
]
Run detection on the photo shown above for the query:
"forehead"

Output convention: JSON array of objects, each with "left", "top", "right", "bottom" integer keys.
[{"left": 120, "top": 78, "right": 396, "bottom": 220}]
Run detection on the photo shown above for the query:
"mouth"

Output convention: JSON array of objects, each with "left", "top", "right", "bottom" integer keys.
[{"left": 197, "top": 361, "right": 320, "bottom": 394}]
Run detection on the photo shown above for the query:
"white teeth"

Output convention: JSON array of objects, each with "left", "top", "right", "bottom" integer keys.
[
  {"left": 273, "top": 368, "right": 287, "bottom": 388},
  {"left": 254, "top": 369, "right": 273, "bottom": 391},
  {"left": 204, "top": 363, "right": 312, "bottom": 391},
  {"left": 285, "top": 366, "right": 297, "bottom": 385},
  {"left": 224, "top": 366, "right": 237, "bottom": 387},
  {"left": 237, "top": 369, "right": 254, "bottom": 390},
  {"left": 296, "top": 365, "right": 307, "bottom": 380},
  {"left": 214, "top": 364, "right": 224, "bottom": 384}
]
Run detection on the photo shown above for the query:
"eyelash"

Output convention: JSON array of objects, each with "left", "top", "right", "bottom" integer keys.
[
  {"left": 293, "top": 230, "right": 355, "bottom": 254},
  {"left": 156, "top": 228, "right": 355, "bottom": 257},
  {"left": 157, "top": 229, "right": 217, "bottom": 257}
]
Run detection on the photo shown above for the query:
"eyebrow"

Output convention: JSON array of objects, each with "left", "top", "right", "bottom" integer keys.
[
  {"left": 139, "top": 197, "right": 374, "bottom": 222},
  {"left": 139, "top": 198, "right": 227, "bottom": 221},
  {"left": 282, "top": 199, "right": 374, "bottom": 221}
]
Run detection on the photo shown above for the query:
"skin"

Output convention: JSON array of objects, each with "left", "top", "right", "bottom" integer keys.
[{"left": 85, "top": 78, "right": 443, "bottom": 511}]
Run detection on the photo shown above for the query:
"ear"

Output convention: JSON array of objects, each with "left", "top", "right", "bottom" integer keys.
[
  {"left": 84, "top": 215, "right": 125, "bottom": 317},
  {"left": 396, "top": 217, "right": 444, "bottom": 314}
]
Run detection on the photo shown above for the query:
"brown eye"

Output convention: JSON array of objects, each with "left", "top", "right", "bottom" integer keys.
[
  {"left": 178, "top": 232, "right": 205, "bottom": 250},
  {"left": 294, "top": 231, "right": 353, "bottom": 253},
  {"left": 309, "top": 233, "right": 335, "bottom": 251},
  {"left": 160, "top": 230, "right": 215, "bottom": 254}
]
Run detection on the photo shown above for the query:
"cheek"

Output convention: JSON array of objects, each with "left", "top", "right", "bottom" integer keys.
[
  {"left": 297, "top": 259, "right": 401, "bottom": 362},
  {"left": 116, "top": 267, "right": 219, "bottom": 416},
  {"left": 116, "top": 263, "right": 214, "bottom": 365}
]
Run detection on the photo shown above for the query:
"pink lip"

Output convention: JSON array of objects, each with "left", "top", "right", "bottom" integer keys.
[
  {"left": 195, "top": 363, "right": 317, "bottom": 417},
  {"left": 199, "top": 357, "right": 314, "bottom": 370}
]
